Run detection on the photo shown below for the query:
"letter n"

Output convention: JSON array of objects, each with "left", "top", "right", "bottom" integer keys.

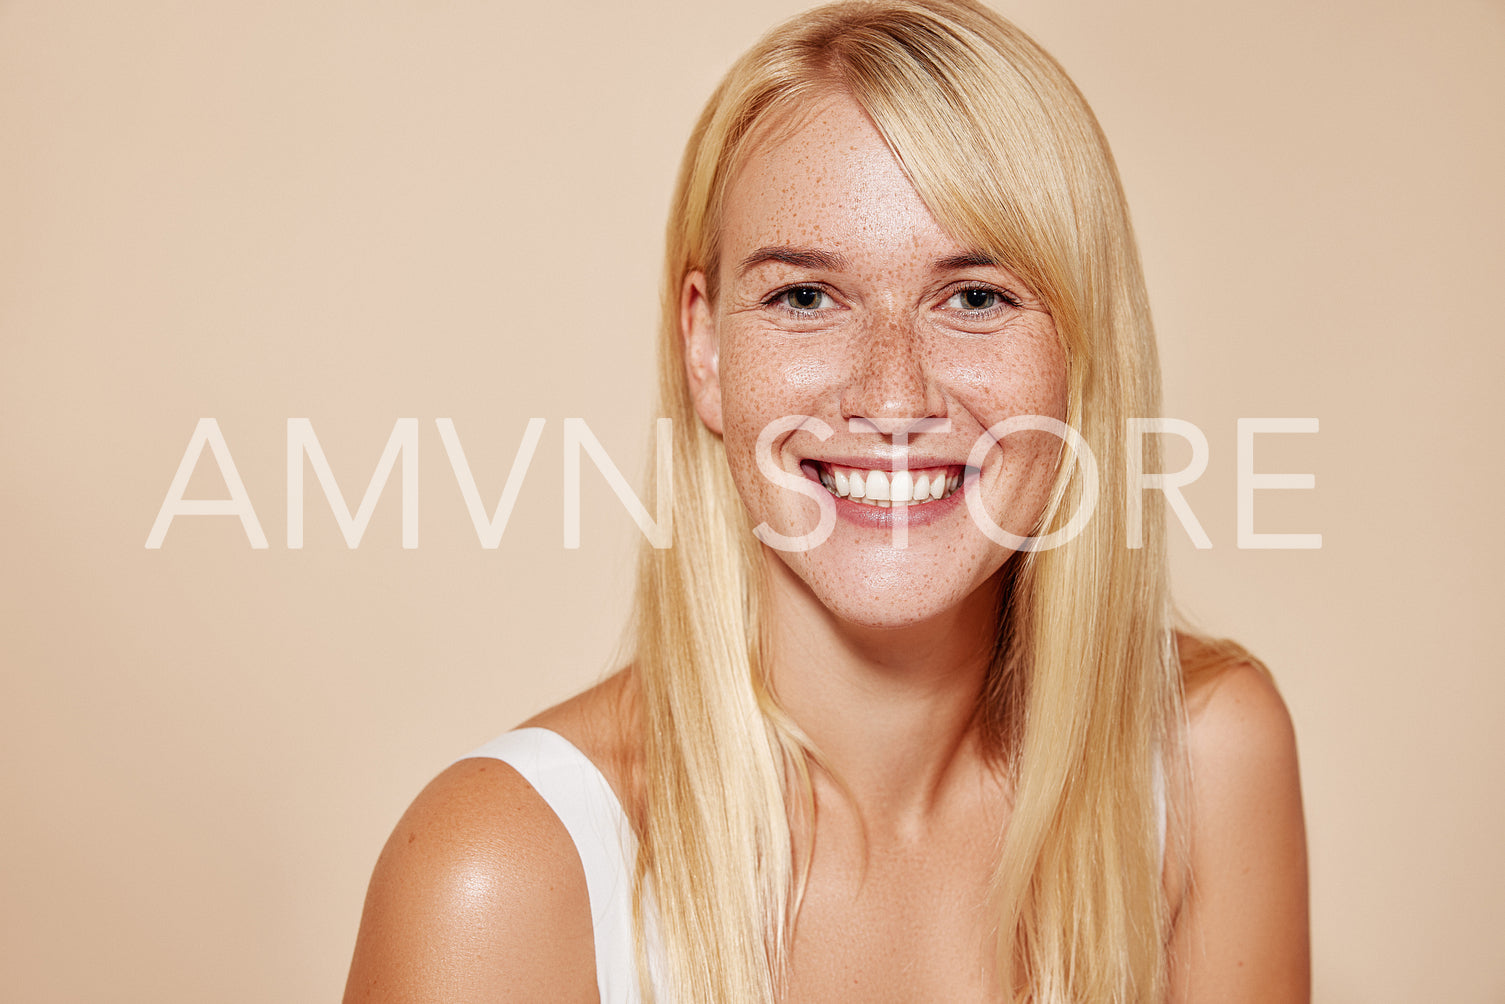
[{"left": 563, "top": 418, "right": 672, "bottom": 549}]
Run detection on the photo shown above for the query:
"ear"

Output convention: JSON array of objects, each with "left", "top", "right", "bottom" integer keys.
[{"left": 680, "top": 269, "right": 723, "bottom": 435}]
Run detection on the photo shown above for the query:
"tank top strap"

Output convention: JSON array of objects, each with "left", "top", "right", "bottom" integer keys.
[{"left": 463, "top": 728, "right": 642, "bottom": 1003}]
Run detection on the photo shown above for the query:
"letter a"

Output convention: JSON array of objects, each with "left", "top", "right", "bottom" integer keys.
[{"left": 145, "top": 418, "right": 268, "bottom": 548}]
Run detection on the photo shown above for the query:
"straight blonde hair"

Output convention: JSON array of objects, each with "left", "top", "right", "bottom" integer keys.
[{"left": 631, "top": 2, "right": 1184, "bottom": 999}]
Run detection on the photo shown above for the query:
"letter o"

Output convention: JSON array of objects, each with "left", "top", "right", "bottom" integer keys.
[{"left": 964, "top": 415, "right": 1099, "bottom": 553}]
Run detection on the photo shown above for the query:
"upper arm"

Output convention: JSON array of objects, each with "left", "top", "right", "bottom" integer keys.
[
  {"left": 343, "top": 758, "right": 599, "bottom": 1004},
  {"left": 1169, "top": 662, "right": 1310, "bottom": 1003}
]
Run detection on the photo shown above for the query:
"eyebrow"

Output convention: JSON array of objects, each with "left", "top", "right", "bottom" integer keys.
[
  {"left": 932, "top": 251, "right": 1002, "bottom": 271},
  {"left": 736, "top": 246, "right": 1004, "bottom": 276},
  {"left": 737, "top": 246, "right": 849, "bottom": 275}
]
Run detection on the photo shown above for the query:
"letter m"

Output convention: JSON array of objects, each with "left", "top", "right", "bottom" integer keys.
[{"left": 287, "top": 418, "right": 418, "bottom": 548}]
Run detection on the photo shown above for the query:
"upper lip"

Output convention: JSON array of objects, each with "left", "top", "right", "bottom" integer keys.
[{"left": 801, "top": 453, "right": 966, "bottom": 472}]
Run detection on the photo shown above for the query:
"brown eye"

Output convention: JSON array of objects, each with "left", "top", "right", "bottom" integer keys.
[
  {"left": 947, "top": 288, "right": 1006, "bottom": 311},
  {"left": 779, "top": 286, "right": 829, "bottom": 311}
]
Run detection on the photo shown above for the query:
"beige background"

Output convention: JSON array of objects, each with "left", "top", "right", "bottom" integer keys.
[{"left": 2, "top": 0, "right": 1501, "bottom": 1001}]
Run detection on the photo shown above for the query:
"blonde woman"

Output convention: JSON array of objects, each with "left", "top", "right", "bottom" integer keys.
[{"left": 345, "top": 1, "right": 1308, "bottom": 1000}]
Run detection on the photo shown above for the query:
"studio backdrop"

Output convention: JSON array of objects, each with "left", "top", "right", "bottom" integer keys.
[{"left": 2, "top": 1, "right": 1502, "bottom": 1001}]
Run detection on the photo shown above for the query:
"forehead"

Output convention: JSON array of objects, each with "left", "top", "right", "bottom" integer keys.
[{"left": 719, "top": 92, "right": 961, "bottom": 263}]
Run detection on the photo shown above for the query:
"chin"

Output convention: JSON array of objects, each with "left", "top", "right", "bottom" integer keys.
[
  {"left": 828, "top": 598, "right": 977, "bottom": 631},
  {"left": 779, "top": 548, "right": 1006, "bottom": 633}
]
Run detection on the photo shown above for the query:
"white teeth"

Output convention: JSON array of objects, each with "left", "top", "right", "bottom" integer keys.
[{"left": 814, "top": 464, "right": 961, "bottom": 508}]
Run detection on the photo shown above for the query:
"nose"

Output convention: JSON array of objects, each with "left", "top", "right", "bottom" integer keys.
[{"left": 839, "top": 314, "right": 946, "bottom": 428}]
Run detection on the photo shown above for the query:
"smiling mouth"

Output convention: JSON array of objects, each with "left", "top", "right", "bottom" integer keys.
[{"left": 811, "top": 462, "right": 964, "bottom": 508}]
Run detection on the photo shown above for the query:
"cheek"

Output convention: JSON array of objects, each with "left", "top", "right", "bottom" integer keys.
[
  {"left": 718, "top": 339, "right": 843, "bottom": 447},
  {"left": 944, "top": 344, "right": 1069, "bottom": 436},
  {"left": 944, "top": 335, "right": 1070, "bottom": 529}
]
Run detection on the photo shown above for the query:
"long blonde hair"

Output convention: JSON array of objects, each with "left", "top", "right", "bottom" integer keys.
[{"left": 631, "top": 1, "right": 1183, "bottom": 999}]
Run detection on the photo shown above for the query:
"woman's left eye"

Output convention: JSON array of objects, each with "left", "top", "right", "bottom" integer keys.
[
  {"left": 945, "top": 287, "right": 1017, "bottom": 312},
  {"left": 771, "top": 286, "right": 834, "bottom": 312}
]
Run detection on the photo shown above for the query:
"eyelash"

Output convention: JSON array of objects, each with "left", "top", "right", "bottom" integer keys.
[
  {"left": 945, "top": 282, "right": 1024, "bottom": 313},
  {"left": 761, "top": 282, "right": 1024, "bottom": 318},
  {"left": 763, "top": 284, "right": 837, "bottom": 316}
]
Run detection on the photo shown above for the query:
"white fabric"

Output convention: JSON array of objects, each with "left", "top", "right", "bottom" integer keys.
[{"left": 464, "top": 728, "right": 644, "bottom": 1003}]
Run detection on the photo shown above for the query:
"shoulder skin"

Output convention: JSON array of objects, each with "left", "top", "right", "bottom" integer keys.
[
  {"left": 344, "top": 670, "right": 640, "bottom": 1003},
  {"left": 342, "top": 757, "right": 598, "bottom": 1003},
  {"left": 1169, "top": 639, "right": 1311, "bottom": 1002}
]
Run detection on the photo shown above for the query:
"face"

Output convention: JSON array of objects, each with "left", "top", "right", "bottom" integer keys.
[{"left": 681, "top": 92, "right": 1069, "bottom": 630}]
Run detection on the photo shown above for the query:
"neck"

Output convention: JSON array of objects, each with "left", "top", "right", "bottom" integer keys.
[{"left": 762, "top": 552, "right": 1006, "bottom": 835}]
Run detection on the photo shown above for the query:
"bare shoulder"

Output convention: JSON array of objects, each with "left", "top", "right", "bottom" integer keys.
[
  {"left": 1183, "top": 645, "right": 1299, "bottom": 781},
  {"left": 344, "top": 669, "right": 643, "bottom": 1002},
  {"left": 342, "top": 753, "right": 597, "bottom": 1002},
  {"left": 1170, "top": 637, "right": 1310, "bottom": 1002}
]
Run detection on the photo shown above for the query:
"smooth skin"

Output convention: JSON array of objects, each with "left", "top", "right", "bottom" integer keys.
[{"left": 344, "top": 94, "right": 1308, "bottom": 1003}]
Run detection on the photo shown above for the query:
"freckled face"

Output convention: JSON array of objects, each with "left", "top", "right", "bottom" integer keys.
[{"left": 681, "top": 93, "right": 1068, "bottom": 629}]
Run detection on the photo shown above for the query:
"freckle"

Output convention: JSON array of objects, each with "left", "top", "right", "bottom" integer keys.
[{"left": 407, "top": 832, "right": 416, "bottom": 845}]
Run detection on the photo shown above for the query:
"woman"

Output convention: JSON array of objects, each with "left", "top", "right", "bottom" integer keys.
[{"left": 345, "top": 1, "right": 1308, "bottom": 1000}]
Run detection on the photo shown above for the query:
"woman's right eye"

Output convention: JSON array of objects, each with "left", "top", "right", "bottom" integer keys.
[{"left": 771, "top": 286, "right": 832, "bottom": 312}]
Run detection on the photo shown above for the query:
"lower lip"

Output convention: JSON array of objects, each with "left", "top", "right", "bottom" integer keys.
[{"left": 805, "top": 468, "right": 968, "bottom": 530}]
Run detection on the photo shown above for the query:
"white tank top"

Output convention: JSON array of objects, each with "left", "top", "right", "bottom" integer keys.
[{"left": 464, "top": 728, "right": 653, "bottom": 1003}]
